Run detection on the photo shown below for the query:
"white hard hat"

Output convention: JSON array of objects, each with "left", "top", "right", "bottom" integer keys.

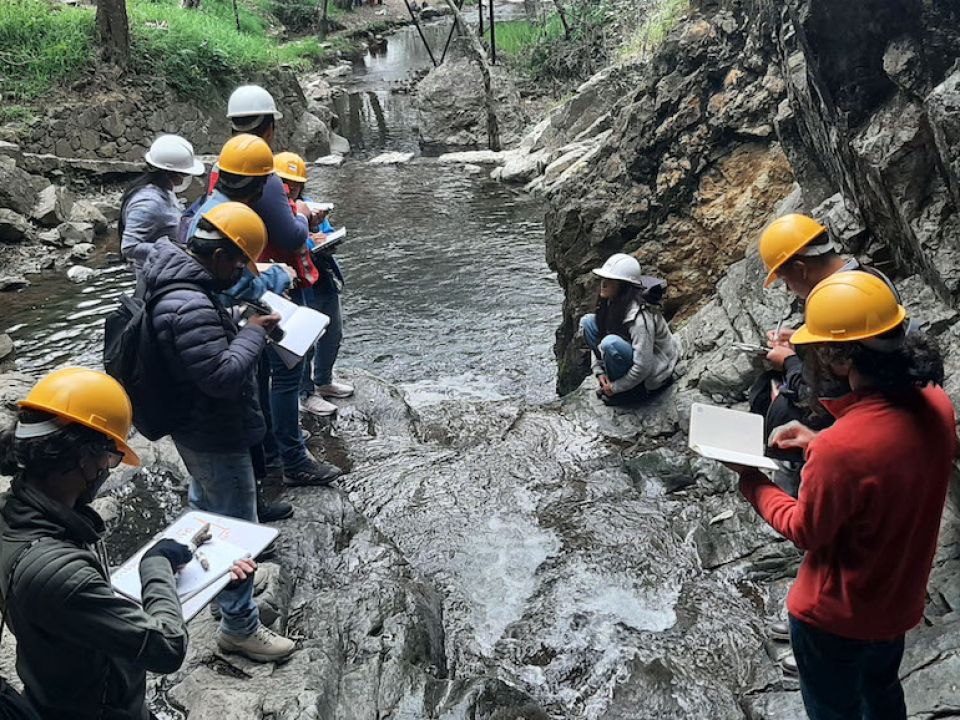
[
  {"left": 592, "top": 253, "right": 643, "bottom": 285},
  {"left": 227, "top": 85, "right": 283, "bottom": 121},
  {"left": 144, "top": 134, "right": 205, "bottom": 176}
]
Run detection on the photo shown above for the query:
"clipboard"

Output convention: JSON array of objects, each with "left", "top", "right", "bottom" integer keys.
[
  {"left": 110, "top": 511, "right": 279, "bottom": 622},
  {"left": 688, "top": 403, "right": 778, "bottom": 470},
  {"left": 309, "top": 227, "right": 347, "bottom": 256},
  {"left": 258, "top": 291, "right": 330, "bottom": 369}
]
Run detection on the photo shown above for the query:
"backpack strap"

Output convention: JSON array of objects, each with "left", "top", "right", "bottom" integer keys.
[{"left": 1, "top": 538, "right": 44, "bottom": 644}]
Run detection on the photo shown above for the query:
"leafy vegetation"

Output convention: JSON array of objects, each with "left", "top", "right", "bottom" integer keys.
[
  {"left": 0, "top": 0, "right": 333, "bottom": 105},
  {"left": 482, "top": 15, "right": 564, "bottom": 58},
  {"left": 618, "top": 0, "right": 689, "bottom": 60}
]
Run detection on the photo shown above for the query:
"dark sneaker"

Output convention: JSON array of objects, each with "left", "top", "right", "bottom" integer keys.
[
  {"left": 257, "top": 499, "right": 294, "bottom": 523},
  {"left": 283, "top": 458, "right": 342, "bottom": 487},
  {"left": 769, "top": 621, "right": 790, "bottom": 642}
]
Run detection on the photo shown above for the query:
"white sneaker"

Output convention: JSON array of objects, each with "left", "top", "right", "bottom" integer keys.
[
  {"left": 216, "top": 624, "right": 295, "bottom": 663},
  {"left": 315, "top": 380, "right": 354, "bottom": 398},
  {"left": 300, "top": 394, "right": 338, "bottom": 417}
]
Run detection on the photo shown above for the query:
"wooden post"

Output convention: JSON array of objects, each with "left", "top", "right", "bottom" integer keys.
[
  {"left": 478, "top": 0, "right": 484, "bottom": 39},
  {"left": 442, "top": 0, "right": 501, "bottom": 150},
  {"left": 552, "top": 0, "right": 570, "bottom": 38},
  {"left": 321, "top": 0, "right": 330, "bottom": 35},
  {"left": 488, "top": 0, "right": 495, "bottom": 64},
  {"left": 232, "top": 0, "right": 241, "bottom": 31},
  {"left": 402, "top": 0, "right": 439, "bottom": 66},
  {"left": 439, "top": 0, "right": 466, "bottom": 65}
]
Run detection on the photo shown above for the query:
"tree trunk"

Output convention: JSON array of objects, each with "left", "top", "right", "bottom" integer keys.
[
  {"left": 442, "top": 0, "right": 501, "bottom": 151},
  {"left": 552, "top": 0, "right": 571, "bottom": 38},
  {"left": 321, "top": 0, "right": 330, "bottom": 34},
  {"left": 181, "top": 0, "right": 201, "bottom": 8},
  {"left": 95, "top": 0, "right": 130, "bottom": 67}
]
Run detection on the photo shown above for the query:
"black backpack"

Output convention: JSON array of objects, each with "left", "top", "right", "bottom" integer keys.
[
  {"left": 0, "top": 540, "right": 42, "bottom": 720},
  {"left": 103, "top": 282, "right": 203, "bottom": 441}
]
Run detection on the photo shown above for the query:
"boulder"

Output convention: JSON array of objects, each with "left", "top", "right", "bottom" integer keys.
[
  {"left": 69, "top": 200, "right": 109, "bottom": 236},
  {"left": 0, "top": 142, "right": 22, "bottom": 163},
  {"left": 31, "top": 184, "right": 75, "bottom": 228},
  {"left": 0, "top": 156, "right": 46, "bottom": 216},
  {"left": 58, "top": 221, "right": 95, "bottom": 247},
  {"left": 69, "top": 242, "right": 96, "bottom": 261},
  {"left": 290, "top": 111, "right": 331, "bottom": 160},
  {"left": 497, "top": 148, "right": 549, "bottom": 184},
  {"left": 436, "top": 149, "right": 507, "bottom": 165},
  {"left": 0, "top": 335, "right": 13, "bottom": 372},
  {"left": 313, "top": 154, "right": 345, "bottom": 167},
  {"left": 0, "top": 209, "right": 31, "bottom": 243},
  {"left": 0, "top": 276, "right": 29, "bottom": 292},
  {"left": 368, "top": 151, "right": 413, "bottom": 165},
  {"left": 329, "top": 131, "right": 351, "bottom": 156},
  {"left": 417, "top": 57, "right": 528, "bottom": 149},
  {"left": 66, "top": 265, "right": 96, "bottom": 284}
]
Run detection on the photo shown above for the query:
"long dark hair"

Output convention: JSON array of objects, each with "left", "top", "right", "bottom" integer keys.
[
  {"left": 118, "top": 169, "right": 171, "bottom": 237},
  {"left": 596, "top": 282, "right": 644, "bottom": 341},
  {"left": 0, "top": 409, "right": 109, "bottom": 484},
  {"left": 803, "top": 330, "right": 944, "bottom": 408}
]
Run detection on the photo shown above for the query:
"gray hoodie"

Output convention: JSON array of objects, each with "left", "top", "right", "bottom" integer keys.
[
  {"left": 120, "top": 184, "right": 182, "bottom": 275},
  {"left": 591, "top": 300, "right": 682, "bottom": 393}
]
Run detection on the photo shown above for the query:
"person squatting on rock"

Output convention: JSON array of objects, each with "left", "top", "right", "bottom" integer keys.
[
  {"left": 753, "top": 213, "right": 902, "bottom": 499},
  {"left": 579, "top": 253, "right": 681, "bottom": 406},
  {"left": 731, "top": 271, "right": 955, "bottom": 720},
  {"left": 271, "top": 151, "right": 353, "bottom": 416},
  {"left": 0, "top": 367, "right": 257, "bottom": 718},
  {"left": 119, "top": 134, "right": 206, "bottom": 278},
  {"left": 141, "top": 202, "right": 296, "bottom": 662}
]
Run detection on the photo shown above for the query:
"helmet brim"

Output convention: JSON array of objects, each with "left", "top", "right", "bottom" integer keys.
[
  {"left": 276, "top": 171, "right": 308, "bottom": 184},
  {"left": 15, "top": 400, "right": 141, "bottom": 467},
  {"left": 592, "top": 268, "right": 642, "bottom": 285},
  {"left": 791, "top": 305, "right": 908, "bottom": 345},
  {"left": 763, "top": 269, "right": 778, "bottom": 288}
]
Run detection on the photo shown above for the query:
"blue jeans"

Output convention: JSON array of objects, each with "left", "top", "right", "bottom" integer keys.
[
  {"left": 267, "top": 286, "right": 312, "bottom": 472},
  {"left": 580, "top": 313, "right": 633, "bottom": 382},
  {"left": 790, "top": 615, "right": 906, "bottom": 720},
  {"left": 174, "top": 443, "right": 260, "bottom": 638},
  {"left": 300, "top": 284, "right": 343, "bottom": 395}
]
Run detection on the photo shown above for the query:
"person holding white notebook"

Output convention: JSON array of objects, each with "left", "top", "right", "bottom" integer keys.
[{"left": 731, "top": 273, "right": 954, "bottom": 720}]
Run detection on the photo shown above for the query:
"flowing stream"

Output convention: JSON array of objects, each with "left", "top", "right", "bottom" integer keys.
[{"left": 0, "top": 17, "right": 788, "bottom": 718}]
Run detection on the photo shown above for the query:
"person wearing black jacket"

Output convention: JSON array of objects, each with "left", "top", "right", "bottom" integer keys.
[{"left": 0, "top": 368, "right": 253, "bottom": 719}]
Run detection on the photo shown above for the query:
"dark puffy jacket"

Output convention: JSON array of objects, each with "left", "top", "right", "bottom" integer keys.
[
  {"left": 0, "top": 483, "right": 187, "bottom": 719},
  {"left": 141, "top": 237, "right": 268, "bottom": 452}
]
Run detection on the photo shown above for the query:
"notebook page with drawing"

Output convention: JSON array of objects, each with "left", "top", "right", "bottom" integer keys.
[
  {"left": 111, "top": 511, "right": 278, "bottom": 622},
  {"left": 688, "top": 403, "right": 779, "bottom": 470}
]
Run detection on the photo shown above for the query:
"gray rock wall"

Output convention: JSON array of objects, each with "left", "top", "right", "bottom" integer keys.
[{"left": 15, "top": 69, "right": 330, "bottom": 162}]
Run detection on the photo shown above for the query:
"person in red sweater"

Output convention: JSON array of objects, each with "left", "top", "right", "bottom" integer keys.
[{"left": 732, "top": 271, "right": 955, "bottom": 720}]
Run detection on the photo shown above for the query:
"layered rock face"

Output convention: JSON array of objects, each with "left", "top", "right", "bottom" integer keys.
[
  {"left": 543, "top": 8, "right": 795, "bottom": 393},
  {"left": 545, "top": 0, "right": 960, "bottom": 395}
]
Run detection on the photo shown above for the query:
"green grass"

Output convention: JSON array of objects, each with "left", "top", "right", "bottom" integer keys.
[
  {"left": 483, "top": 15, "right": 564, "bottom": 57},
  {"left": 618, "top": 0, "right": 689, "bottom": 61},
  {"left": 0, "top": 0, "right": 330, "bottom": 106}
]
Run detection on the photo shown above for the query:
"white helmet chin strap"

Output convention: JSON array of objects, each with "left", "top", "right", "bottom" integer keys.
[{"left": 14, "top": 417, "right": 69, "bottom": 439}]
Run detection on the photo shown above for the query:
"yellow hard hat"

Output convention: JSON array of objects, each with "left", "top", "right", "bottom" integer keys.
[
  {"left": 273, "top": 151, "right": 308, "bottom": 183},
  {"left": 791, "top": 271, "right": 908, "bottom": 345},
  {"left": 759, "top": 214, "right": 829, "bottom": 288},
  {"left": 200, "top": 202, "right": 268, "bottom": 275},
  {"left": 18, "top": 368, "right": 139, "bottom": 466},
  {"left": 217, "top": 134, "right": 274, "bottom": 177}
]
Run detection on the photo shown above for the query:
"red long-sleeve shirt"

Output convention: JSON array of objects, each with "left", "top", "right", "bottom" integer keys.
[{"left": 740, "top": 385, "right": 956, "bottom": 641}]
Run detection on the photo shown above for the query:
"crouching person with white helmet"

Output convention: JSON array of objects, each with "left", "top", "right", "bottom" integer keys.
[
  {"left": 579, "top": 253, "right": 682, "bottom": 406},
  {"left": 0, "top": 368, "right": 252, "bottom": 719},
  {"left": 120, "top": 134, "right": 206, "bottom": 278}
]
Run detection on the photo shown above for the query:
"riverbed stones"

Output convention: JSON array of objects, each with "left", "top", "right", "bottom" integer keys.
[
  {"left": 313, "top": 154, "right": 345, "bottom": 167},
  {"left": 0, "top": 276, "right": 29, "bottom": 292},
  {"left": 66, "top": 265, "right": 96, "bottom": 284},
  {"left": 368, "top": 151, "right": 414, "bottom": 165},
  {"left": 69, "top": 200, "right": 109, "bottom": 235},
  {"left": 57, "top": 221, "right": 95, "bottom": 246},
  {"left": 31, "top": 184, "right": 75, "bottom": 227},
  {"left": 0, "top": 210, "right": 31, "bottom": 243},
  {"left": 290, "top": 111, "right": 331, "bottom": 160},
  {"left": 329, "top": 131, "right": 351, "bottom": 156},
  {"left": 69, "top": 242, "right": 96, "bottom": 261}
]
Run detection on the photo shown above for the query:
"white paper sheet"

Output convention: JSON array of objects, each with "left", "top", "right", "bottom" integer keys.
[
  {"left": 688, "top": 403, "right": 779, "bottom": 470},
  {"left": 259, "top": 291, "right": 330, "bottom": 367},
  {"left": 111, "top": 511, "right": 279, "bottom": 622},
  {"left": 310, "top": 227, "right": 347, "bottom": 253}
]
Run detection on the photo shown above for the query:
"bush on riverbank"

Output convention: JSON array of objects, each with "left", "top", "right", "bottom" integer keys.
[{"left": 0, "top": 0, "right": 330, "bottom": 110}]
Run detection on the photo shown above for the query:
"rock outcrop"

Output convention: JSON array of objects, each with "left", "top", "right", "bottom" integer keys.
[
  {"left": 544, "top": 0, "right": 960, "bottom": 395},
  {"left": 417, "top": 57, "right": 528, "bottom": 149}
]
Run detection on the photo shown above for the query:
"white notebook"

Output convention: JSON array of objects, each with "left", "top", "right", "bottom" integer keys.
[
  {"left": 310, "top": 227, "right": 347, "bottom": 253},
  {"left": 111, "top": 511, "right": 279, "bottom": 622},
  {"left": 259, "top": 291, "right": 330, "bottom": 368},
  {"left": 688, "top": 403, "right": 778, "bottom": 470}
]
